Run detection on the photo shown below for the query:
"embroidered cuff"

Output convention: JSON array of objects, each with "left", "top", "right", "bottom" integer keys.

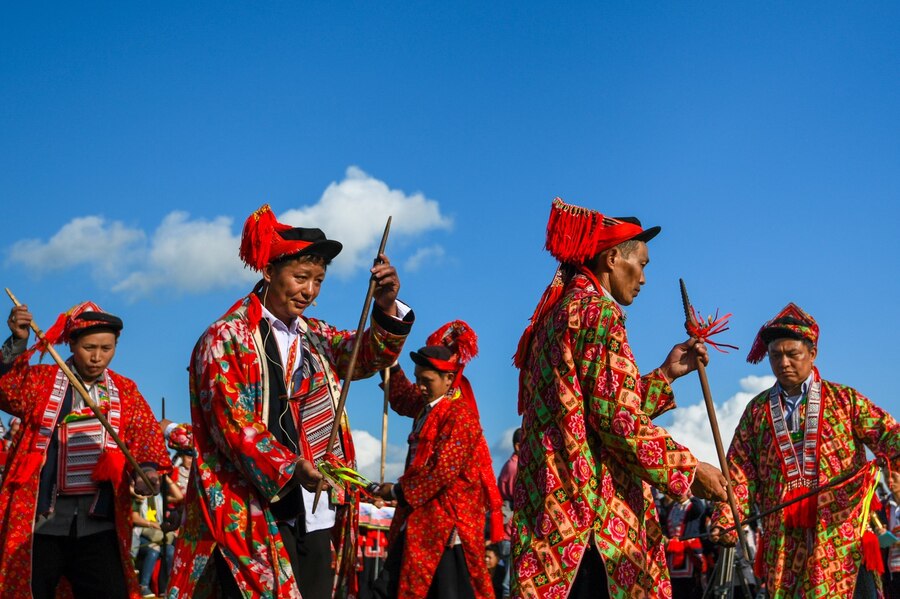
[{"left": 372, "top": 301, "right": 414, "bottom": 336}]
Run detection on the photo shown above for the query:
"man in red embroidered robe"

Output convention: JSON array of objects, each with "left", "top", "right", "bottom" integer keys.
[
  {"left": 0, "top": 301, "right": 171, "bottom": 598},
  {"left": 372, "top": 320, "right": 504, "bottom": 599},
  {"left": 512, "top": 198, "right": 729, "bottom": 599},
  {"left": 168, "top": 205, "right": 413, "bottom": 599},
  {"left": 710, "top": 304, "right": 900, "bottom": 598}
]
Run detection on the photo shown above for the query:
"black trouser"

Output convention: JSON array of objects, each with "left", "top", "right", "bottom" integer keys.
[
  {"left": 373, "top": 531, "right": 475, "bottom": 599},
  {"left": 570, "top": 544, "right": 610, "bottom": 599},
  {"left": 31, "top": 529, "right": 128, "bottom": 599},
  {"left": 216, "top": 524, "right": 334, "bottom": 599}
]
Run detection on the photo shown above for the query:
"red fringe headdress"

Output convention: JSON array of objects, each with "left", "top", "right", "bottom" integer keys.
[
  {"left": 746, "top": 303, "right": 819, "bottom": 364},
  {"left": 40, "top": 301, "right": 122, "bottom": 353},
  {"left": 513, "top": 198, "right": 652, "bottom": 382},
  {"left": 239, "top": 204, "right": 313, "bottom": 271}
]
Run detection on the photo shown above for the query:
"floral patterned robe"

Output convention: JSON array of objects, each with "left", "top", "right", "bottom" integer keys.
[
  {"left": 167, "top": 293, "right": 411, "bottom": 599},
  {"left": 0, "top": 352, "right": 171, "bottom": 598},
  {"left": 512, "top": 272, "right": 699, "bottom": 599},
  {"left": 712, "top": 376, "right": 900, "bottom": 598},
  {"left": 386, "top": 368, "right": 498, "bottom": 599}
]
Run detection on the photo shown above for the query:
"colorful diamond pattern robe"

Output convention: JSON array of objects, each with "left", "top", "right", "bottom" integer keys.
[
  {"left": 512, "top": 272, "right": 699, "bottom": 599},
  {"left": 167, "top": 294, "right": 410, "bottom": 599},
  {"left": 712, "top": 377, "right": 900, "bottom": 598}
]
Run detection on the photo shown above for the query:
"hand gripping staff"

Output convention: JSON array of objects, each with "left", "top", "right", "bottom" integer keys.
[
  {"left": 678, "top": 279, "right": 757, "bottom": 594},
  {"left": 5, "top": 287, "right": 157, "bottom": 492},
  {"left": 312, "top": 217, "right": 392, "bottom": 511}
]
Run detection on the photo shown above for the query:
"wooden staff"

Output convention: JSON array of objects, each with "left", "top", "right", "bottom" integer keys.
[
  {"left": 5, "top": 288, "right": 156, "bottom": 491},
  {"left": 679, "top": 279, "right": 756, "bottom": 592},
  {"left": 380, "top": 367, "right": 390, "bottom": 484},
  {"left": 312, "top": 217, "right": 392, "bottom": 511}
]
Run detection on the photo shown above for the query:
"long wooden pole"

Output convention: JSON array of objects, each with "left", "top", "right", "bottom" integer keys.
[
  {"left": 5, "top": 288, "right": 156, "bottom": 491},
  {"left": 380, "top": 367, "right": 390, "bottom": 484},
  {"left": 679, "top": 279, "right": 756, "bottom": 592},
  {"left": 312, "top": 217, "right": 392, "bottom": 511}
]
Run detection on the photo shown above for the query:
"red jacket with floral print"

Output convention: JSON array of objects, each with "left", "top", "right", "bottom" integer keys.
[
  {"left": 0, "top": 350, "right": 171, "bottom": 599},
  {"left": 387, "top": 367, "right": 499, "bottom": 599},
  {"left": 168, "top": 293, "right": 411, "bottom": 599},
  {"left": 512, "top": 271, "right": 699, "bottom": 599}
]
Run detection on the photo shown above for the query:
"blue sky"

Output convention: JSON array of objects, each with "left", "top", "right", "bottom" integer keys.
[{"left": 2, "top": 3, "right": 898, "bottom": 478}]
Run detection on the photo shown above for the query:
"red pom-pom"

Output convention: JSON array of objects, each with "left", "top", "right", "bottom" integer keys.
[
  {"left": 239, "top": 204, "right": 290, "bottom": 271},
  {"left": 862, "top": 529, "right": 885, "bottom": 574},
  {"left": 92, "top": 449, "right": 126, "bottom": 483},
  {"left": 426, "top": 320, "right": 478, "bottom": 365}
]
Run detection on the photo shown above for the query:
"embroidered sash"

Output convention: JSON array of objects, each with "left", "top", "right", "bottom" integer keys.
[
  {"left": 766, "top": 375, "right": 822, "bottom": 528},
  {"left": 40, "top": 367, "right": 122, "bottom": 494}
]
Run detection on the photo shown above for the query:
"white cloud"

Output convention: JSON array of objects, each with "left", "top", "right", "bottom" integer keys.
[
  {"left": 113, "top": 211, "right": 257, "bottom": 297},
  {"left": 666, "top": 374, "right": 776, "bottom": 465},
  {"left": 6, "top": 167, "right": 450, "bottom": 296},
  {"left": 281, "top": 166, "right": 452, "bottom": 277},
  {"left": 351, "top": 428, "right": 406, "bottom": 484},
  {"left": 6, "top": 216, "right": 145, "bottom": 277},
  {"left": 404, "top": 244, "right": 446, "bottom": 272}
]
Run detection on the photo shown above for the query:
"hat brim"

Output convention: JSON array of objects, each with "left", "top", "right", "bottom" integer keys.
[
  {"left": 629, "top": 226, "right": 661, "bottom": 244},
  {"left": 282, "top": 239, "right": 343, "bottom": 262},
  {"left": 409, "top": 351, "right": 456, "bottom": 372}
]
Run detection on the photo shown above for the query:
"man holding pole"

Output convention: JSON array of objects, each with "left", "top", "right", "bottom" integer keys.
[
  {"left": 0, "top": 300, "right": 171, "bottom": 598},
  {"left": 710, "top": 303, "right": 900, "bottom": 598},
  {"left": 168, "top": 205, "right": 414, "bottom": 599},
  {"left": 511, "top": 198, "right": 728, "bottom": 599}
]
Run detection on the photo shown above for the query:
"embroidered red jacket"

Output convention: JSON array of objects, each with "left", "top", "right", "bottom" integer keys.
[
  {"left": 0, "top": 351, "right": 171, "bottom": 598},
  {"left": 168, "top": 294, "right": 411, "bottom": 599},
  {"left": 387, "top": 367, "right": 500, "bottom": 599}
]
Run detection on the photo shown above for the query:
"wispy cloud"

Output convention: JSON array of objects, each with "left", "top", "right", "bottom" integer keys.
[
  {"left": 6, "top": 216, "right": 145, "bottom": 278},
  {"left": 6, "top": 167, "right": 450, "bottom": 297},
  {"left": 281, "top": 166, "right": 452, "bottom": 277},
  {"left": 404, "top": 244, "right": 446, "bottom": 272},
  {"left": 666, "top": 374, "right": 775, "bottom": 465}
]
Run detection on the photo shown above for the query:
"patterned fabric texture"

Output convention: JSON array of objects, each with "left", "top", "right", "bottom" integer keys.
[
  {"left": 167, "top": 293, "right": 409, "bottom": 599},
  {"left": 0, "top": 352, "right": 171, "bottom": 598},
  {"left": 512, "top": 271, "right": 699, "bottom": 599},
  {"left": 712, "top": 378, "right": 900, "bottom": 598},
  {"left": 386, "top": 367, "right": 498, "bottom": 599}
]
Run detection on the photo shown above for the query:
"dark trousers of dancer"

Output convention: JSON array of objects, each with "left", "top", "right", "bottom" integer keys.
[
  {"left": 373, "top": 531, "right": 476, "bottom": 599},
  {"left": 216, "top": 524, "right": 334, "bottom": 599},
  {"left": 32, "top": 529, "right": 128, "bottom": 599},
  {"left": 570, "top": 544, "right": 610, "bottom": 599}
]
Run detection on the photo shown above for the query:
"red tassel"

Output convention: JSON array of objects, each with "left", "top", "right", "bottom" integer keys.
[
  {"left": 489, "top": 509, "right": 505, "bottom": 544},
  {"left": 784, "top": 487, "right": 817, "bottom": 529},
  {"left": 239, "top": 204, "right": 287, "bottom": 271},
  {"left": 666, "top": 538, "right": 687, "bottom": 568},
  {"left": 544, "top": 198, "right": 642, "bottom": 264},
  {"left": 39, "top": 310, "right": 70, "bottom": 354},
  {"left": 753, "top": 534, "right": 766, "bottom": 580},
  {"left": 6, "top": 451, "right": 44, "bottom": 486},
  {"left": 426, "top": 320, "right": 478, "bottom": 365},
  {"left": 92, "top": 449, "right": 126, "bottom": 484},
  {"left": 862, "top": 530, "right": 885, "bottom": 574}
]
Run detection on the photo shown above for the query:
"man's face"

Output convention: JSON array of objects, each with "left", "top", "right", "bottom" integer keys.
[
  {"left": 69, "top": 331, "right": 117, "bottom": 383},
  {"left": 767, "top": 338, "right": 817, "bottom": 391},
  {"left": 262, "top": 258, "right": 326, "bottom": 322},
  {"left": 413, "top": 365, "right": 455, "bottom": 403},
  {"left": 607, "top": 242, "right": 649, "bottom": 306}
]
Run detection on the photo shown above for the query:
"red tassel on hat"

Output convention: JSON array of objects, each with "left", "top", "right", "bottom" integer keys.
[
  {"left": 240, "top": 204, "right": 288, "bottom": 271},
  {"left": 92, "top": 449, "right": 126, "bottom": 484},
  {"left": 862, "top": 529, "right": 885, "bottom": 574},
  {"left": 426, "top": 320, "right": 478, "bottom": 365}
]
